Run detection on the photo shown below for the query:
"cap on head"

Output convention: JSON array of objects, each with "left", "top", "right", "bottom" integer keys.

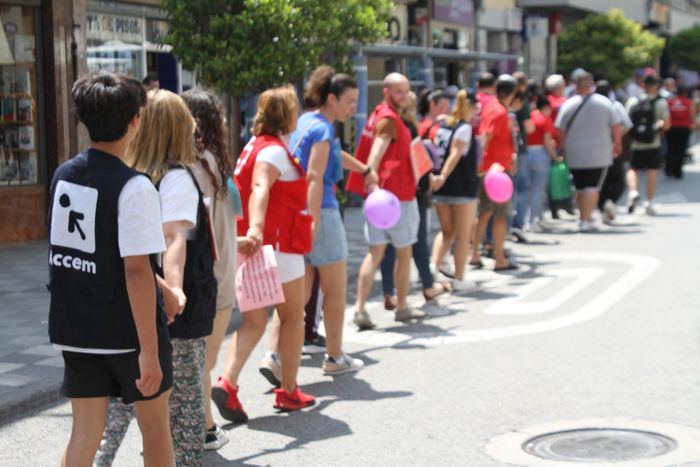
[
  {"left": 496, "top": 74, "right": 517, "bottom": 97},
  {"left": 571, "top": 68, "right": 587, "bottom": 81}
]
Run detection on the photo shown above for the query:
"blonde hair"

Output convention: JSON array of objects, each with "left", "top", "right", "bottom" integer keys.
[
  {"left": 400, "top": 91, "right": 418, "bottom": 128},
  {"left": 252, "top": 85, "right": 299, "bottom": 136},
  {"left": 125, "top": 89, "right": 196, "bottom": 183},
  {"left": 446, "top": 90, "right": 474, "bottom": 127}
]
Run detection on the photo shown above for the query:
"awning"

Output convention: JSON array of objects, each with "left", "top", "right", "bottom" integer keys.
[{"left": 359, "top": 44, "right": 519, "bottom": 62}]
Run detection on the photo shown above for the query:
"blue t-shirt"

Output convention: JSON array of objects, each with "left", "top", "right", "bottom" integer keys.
[{"left": 289, "top": 112, "right": 342, "bottom": 209}]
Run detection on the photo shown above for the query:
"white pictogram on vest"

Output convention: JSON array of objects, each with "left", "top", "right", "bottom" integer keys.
[{"left": 50, "top": 180, "right": 98, "bottom": 253}]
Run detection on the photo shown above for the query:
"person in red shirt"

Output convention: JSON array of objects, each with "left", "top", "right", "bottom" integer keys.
[
  {"left": 417, "top": 88, "right": 451, "bottom": 139},
  {"left": 545, "top": 74, "right": 567, "bottom": 121},
  {"left": 523, "top": 96, "right": 560, "bottom": 229},
  {"left": 666, "top": 85, "right": 696, "bottom": 178},
  {"left": 346, "top": 73, "right": 426, "bottom": 329},
  {"left": 471, "top": 76, "right": 518, "bottom": 271},
  {"left": 472, "top": 72, "right": 497, "bottom": 133}
]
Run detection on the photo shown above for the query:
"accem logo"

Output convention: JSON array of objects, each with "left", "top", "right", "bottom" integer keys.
[{"left": 49, "top": 250, "right": 97, "bottom": 274}]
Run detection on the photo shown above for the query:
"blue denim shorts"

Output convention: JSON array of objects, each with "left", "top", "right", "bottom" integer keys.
[
  {"left": 433, "top": 195, "right": 478, "bottom": 205},
  {"left": 364, "top": 199, "right": 419, "bottom": 248},
  {"left": 305, "top": 208, "right": 349, "bottom": 266}
]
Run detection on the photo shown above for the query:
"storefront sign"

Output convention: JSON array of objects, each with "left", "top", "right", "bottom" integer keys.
[
  {"left": 433, "top": 0, "right": 474, "bottom": 26},
  {"left": 86, "top": 13, "right": 143, "bottom": 43},
  {"left": 525, "top": 16, "right": 548, "bottom": 39},
  {"left": 505, "top": 8, "right": 523, "bottom": 31}
]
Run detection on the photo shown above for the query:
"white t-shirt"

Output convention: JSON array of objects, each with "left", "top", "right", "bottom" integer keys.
[
  {"left": 452, "top": 124, "right": 473, "bottom": 156},
  {"left": 257, "top": 145, "right": 300, "bottom": 181},
  {"left": 159, "top": 169, "right": 199, "bottom": 228},
  {"left": 54, "top": 174, "right": 167, "bottom": 355}
]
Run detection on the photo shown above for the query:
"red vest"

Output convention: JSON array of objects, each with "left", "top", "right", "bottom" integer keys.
[
  {"left": 346, "top": 101, "right": 415, "bottom": 201},
  {"left": 234, "top": 135, "right": 313, "bottom": 254},
  {"left": 669, "top": 97, "right": 693, "bottom": 128}
]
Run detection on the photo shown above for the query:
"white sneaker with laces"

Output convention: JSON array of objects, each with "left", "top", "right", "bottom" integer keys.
[
  {"left": 204, "top": 424, "right": 230, "bottom": 451},
  {"left": 627, "top": 190, "right": 641, "bottom": 214},
  {"left": 579, "top": 220, "right": 591, "bottom": 232},
  {"left": 323, "top": 353, "right": 365, "bottom": 375},
  {"left": 259, "top": 351, "right": 282, "bottom": 387}
]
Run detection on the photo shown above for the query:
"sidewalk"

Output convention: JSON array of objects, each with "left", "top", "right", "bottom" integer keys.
[
  {"left": 0, "top": 242, "right": 62, "bottom": 425},
  {"left": 0, "top": 209, "right": 371, "bottom": 426}
]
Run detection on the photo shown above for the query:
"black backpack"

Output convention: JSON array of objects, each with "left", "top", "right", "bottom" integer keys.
[{"left": 630, "top": 96, "right": 661, "bottom": 143}]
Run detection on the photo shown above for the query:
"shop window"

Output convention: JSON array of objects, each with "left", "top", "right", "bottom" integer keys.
[
  {"left": 0, "top": 6, "right": 40, "bottom": 186},
  {"left": 86, "top": 13, "right": 144, "bottom": 79}
]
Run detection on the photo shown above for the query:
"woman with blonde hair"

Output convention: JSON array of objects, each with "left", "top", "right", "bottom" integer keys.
[
  {"left": 95, "top": 89, "right": 217, "bottom": 467},
  {"left": 212, "top": 85, "right": 315, "bottom": 420},
  {"left": 430, "top": 89, "right": 480, "bottom": 291}
]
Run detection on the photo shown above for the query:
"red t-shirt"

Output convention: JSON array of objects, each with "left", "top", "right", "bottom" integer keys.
[
  {"left": 527, "top": 110, "right": 555, "bottom": 146},
  {"left": 473, "top": 92, "right": 497, "bottom": 135},
  {"left": 418, "top": 118, "right": 439, "bottom": 139},
  {"left": 480, "top": 100, "right": 515, "bottom": 172},
  {"left": 669, "top": 97, "right": 693, "bottom": 128}
]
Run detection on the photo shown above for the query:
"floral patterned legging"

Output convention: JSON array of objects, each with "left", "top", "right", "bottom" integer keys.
[{"left": 94, "top": 338, "right": 206, "bottom": 467}]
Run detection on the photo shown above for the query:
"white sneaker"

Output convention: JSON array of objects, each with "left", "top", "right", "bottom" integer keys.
[
  {"left": 587, "top": 220, "right": 603, "bottom": 232},
  {"left": 645, "top": 201, "right": 658, "bottom": 216},
  {"left": 579, "top": 220, "right": 591, "bottom": 233},
  {"left": 323, "top": 353, "right": 365, "bottom": 375},
  {"left": 603, "top": 200, "right": 617, "bottom": 223},
  {"left": 452, "top": 278, "right": 478, "bottom": 292},
  {"left": 204, "top": 424, "right": 230, "bottom": 451},
  {"left": 627, "top": 190, "right": 641, "bottom": 214},
  {"left": 529, "top": 220, "right": 545, "bottom": 233},
  {"left": 259, "top": 351, "right": 281, "bottom": 387}
]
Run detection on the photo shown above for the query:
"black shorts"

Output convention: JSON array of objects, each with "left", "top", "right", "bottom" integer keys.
[
  {"left": 570, "top": 167, "right": 608, "bottom": 191},
  {"left": 60, "top": 329, "right": 173, "bottom": 404},
  {"left": 631, "top": 148, "right": 662, "bottom": 170}
]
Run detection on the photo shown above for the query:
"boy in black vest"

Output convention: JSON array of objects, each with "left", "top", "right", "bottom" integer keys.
[{"left": 49, "top": 72, "right": 174, "bottom": 466}]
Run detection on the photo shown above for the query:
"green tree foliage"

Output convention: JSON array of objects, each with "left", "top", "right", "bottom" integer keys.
[
  {"left": 160, "top": 0, "right": 393, "bottom": 97},
  {"left": 668, "top": 26, "right": 700, "bottom": 71},
  {"left": 557, "top": 9, "right": 665, "bottom": 86}
]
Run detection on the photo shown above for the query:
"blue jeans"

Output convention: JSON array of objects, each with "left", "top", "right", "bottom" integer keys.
[
  {"left": 381, "top": 203, "right": 433, "bottom": 294},
  {"left": 513, "top": 147, "right": 551, "bottom": 226}
]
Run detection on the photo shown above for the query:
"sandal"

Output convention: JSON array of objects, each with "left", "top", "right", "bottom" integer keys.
[
  {"left": 384, "top": 294, "right": 397, "bottom": 311},
  {"left": 469, "top": 259, "right": 484, "bottom": 269},
  {"left": 494, "top": 261, "right": 519, "bottom": 272},
  {"left": 423, "top": 281, "right": 451, "bottom": 301}
]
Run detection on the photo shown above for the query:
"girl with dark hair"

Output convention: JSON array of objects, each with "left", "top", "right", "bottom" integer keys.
[
  {"left": 260, "top": 65, "right": 372, "bottom": 384},
  {"left": 181, "top": 88, "right": 239, "bottom": 450}
]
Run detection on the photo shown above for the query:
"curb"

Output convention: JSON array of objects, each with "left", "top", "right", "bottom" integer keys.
[{"left": 0, "top": 378, "right": 63, "bottom": 427}]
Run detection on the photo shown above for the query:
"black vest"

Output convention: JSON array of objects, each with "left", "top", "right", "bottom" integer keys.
[
  {"left": 434, "top": 122, "right": 479, "bottom": 198},
  {"left": 159, "top": 166, "right": 217, "bottom": 339},
  {"left": 47, "top": 149, "right": 167, "bottom": 349}
]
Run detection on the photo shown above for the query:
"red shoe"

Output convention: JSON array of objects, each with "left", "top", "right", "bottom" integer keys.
[
  {"left": 211, "top": 376, "right": 248, "bottom": 423},
  {"left": 273, "top": 387, "right": 316, "bottom": 412}
]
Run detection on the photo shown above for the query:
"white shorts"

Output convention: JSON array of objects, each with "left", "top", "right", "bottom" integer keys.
[{"left": 275, "top": 251, "right": 305, "bottom": 284}]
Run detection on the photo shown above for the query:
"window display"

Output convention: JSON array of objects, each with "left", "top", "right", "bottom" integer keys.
[{"left": 0, "top": 6, "right": 38, "bottom": 186}]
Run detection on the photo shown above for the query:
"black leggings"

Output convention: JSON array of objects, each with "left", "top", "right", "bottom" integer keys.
[{"left": 665, "top": 127, "right": 690, "bottom": 178}]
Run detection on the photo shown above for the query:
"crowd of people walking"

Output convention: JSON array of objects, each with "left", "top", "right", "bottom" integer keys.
[{"left": 47, "top": 63, "right": 695, "bottom": 466}]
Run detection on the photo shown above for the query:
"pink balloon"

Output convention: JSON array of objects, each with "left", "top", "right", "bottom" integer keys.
[
  {"left": 484, "top": 169, "right": 513, "bottom": 203},
  {"left": 363, "top": 189, "right": 401, "bottom": 229}
]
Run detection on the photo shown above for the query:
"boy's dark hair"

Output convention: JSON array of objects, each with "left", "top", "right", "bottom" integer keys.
[
  {"left": 496, "top": 76, "right": 517, "bottom": 99},
  {"left": 478, "top": 72, "right": 496, "bottom": 89},
  {"left": 72, "top": 71, "right": 147, "bottom": 142},
  {"left": 143, "top": 73, "right": 159, "bottom": 86}
]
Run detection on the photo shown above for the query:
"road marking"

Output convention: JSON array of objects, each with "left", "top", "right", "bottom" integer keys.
[
  {"left": 344, "top": 252, "right": 661, "bottom": 347},
  {"left": 484, "top": 267, "right": 606, "bottom": 315}
]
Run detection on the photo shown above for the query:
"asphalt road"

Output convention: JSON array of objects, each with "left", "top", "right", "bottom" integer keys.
[{"left": 2, "top": 160, "right": 700, "bottom": 466}]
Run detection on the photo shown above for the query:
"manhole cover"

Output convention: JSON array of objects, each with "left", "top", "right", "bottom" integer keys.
[{"left": 523, "top": 428, "right": 677, "bottom": 462}]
